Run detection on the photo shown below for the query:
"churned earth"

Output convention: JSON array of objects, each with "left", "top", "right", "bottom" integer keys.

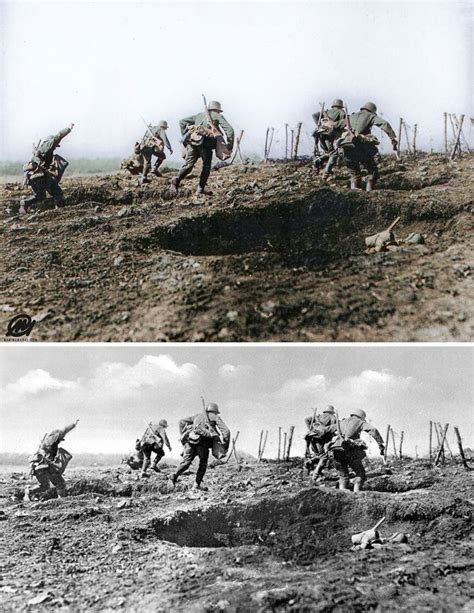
[
  {"left": 0, "top": 459, "right": 472, "bottom": 612},
  {"left": 1, "top": 154, "right": 473, "bottom": 341}
]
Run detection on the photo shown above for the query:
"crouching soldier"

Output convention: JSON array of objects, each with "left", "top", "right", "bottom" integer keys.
[
  {"left": 304, "top": 405, "right": 337, "bottom": 481},
  {"left": 328, "top": 409, "right": 385, "bottom": 492},
  {"left": 169, "top": 402, "right": 230, "bottom": 491},
  {"left": 20, "top": 123, "right": 74, "bottom": 214},
  {"left": 312, "top": 99, "right": 346, "bottom": 179},
  {"left": 25, "top": 420, "right": 79, "bottom": 500},
  {"left": 135, "top": 420, "right": 172, "bottom": 477},
  {"left": 170, "top": 100, "right": 234, "bottom": 197},
  {"left": 137, "top": 121, "right": 173, "bottom": 184},
  {"left": 336, "top": 102, "right": 398, "bottom": 191}
]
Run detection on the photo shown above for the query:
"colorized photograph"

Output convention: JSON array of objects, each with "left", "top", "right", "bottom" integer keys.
[{"left": 1, "top": 0, "right": 472, "bottom": 342}]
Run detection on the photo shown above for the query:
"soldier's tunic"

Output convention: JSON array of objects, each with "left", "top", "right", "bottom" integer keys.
[
  {"left": 172, "top": 412, "right": 230, "bottom": 486},
  {"left": 136, "top": 423, "right": 171, "bottom": 474},
  {"left": 28, "top": 422, "right": 77, "bottom": 497},
  {"left": 337, "top": 110, "right": 397, "bottom": 182},
  {"left": 313, "top": 107, "right": 345, "bottom": 153},
  {"left": 305, "top": 411, "right": 337, "bottom": 474},
  {"left": 176, "top": 111, "right": 234, "bottom": 189},
  {"left": 328, "top": 415, "right": 384, "bottom": 488},
  {"left": 139, "top": 127, "right": 172, "bottom": 178},
  {"left": 23, "top": 127, "right": 72, "bottom": 208}
]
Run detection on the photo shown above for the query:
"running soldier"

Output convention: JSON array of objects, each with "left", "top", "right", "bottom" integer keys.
[
  {"left": 134, "top": 420, "right": 172, "bottom": 477},
  {"left": 170, "top": 100, "right": 234, "bottom": 197},
  {"left": 169, "top": 402, "right": 230, "bottom": 491},
  {"left": 312, "top": 99, "right": 346, "bottom": 179},
  {"left": 336, "top": 102, "right": 398, "bottom": 191},
  {"left": 137, "top": 121, "right": 173, "bottom": 184},
  {"left": 25, "top": 420, "right": 79, "bottom": 500},
  {"left": 304, "top": 405, "right": 337, "bottom": 481},
  {"left": 20, "top": 123, "right": 74, "bottom": 214},
  {"left": 328, "top": 409, "right": 385, "bottom": 492}
]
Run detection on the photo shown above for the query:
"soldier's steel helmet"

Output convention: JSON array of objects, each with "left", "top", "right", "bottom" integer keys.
[
  {"left": 331, "top": 99, "right": 344, "bottom": 108},
  {"left": 158, "top": 120, "right": 168, "bottom": 129},
  {"left": 158, "top": 419, "right": 168, "bottom": 428},
  {"left": 323, "top": 405, "right": 336, "bottom": 414},
  {"left": 208, "top": 100, "right": 223, "bottom": 113},
  {"left": 361, "top": 102, "right": 377, "bottom": 113},
  {"left": 206, "top": 402, "right": 220, "bottom": 414},
  {"left": 351, "top": 409, "right": 367, "bottom": 420}
]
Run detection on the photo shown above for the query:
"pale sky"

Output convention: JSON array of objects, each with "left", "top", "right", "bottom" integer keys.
[
  {"left": 1, "top": 345, "right": 472, "bottom": 459},
  {"left": 0, "top": 0, "right": 471, "bottom": 161}
]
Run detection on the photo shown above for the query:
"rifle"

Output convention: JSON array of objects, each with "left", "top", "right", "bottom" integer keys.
[
  {"left": 344, "top": 105, "right": 354, "bottom": 138},
  {"left": 140, "top": 116, "right": 164, "bottom": 150},
  {"left": 317, "top": 103, "right": 326, "bottom": 129},
  {"left": 201, "top": 95, "right": 231, "bottom": 161},
  {"left": 201, "top": 395, "right": 225, "bottom": 444},
  {"left": 141, "top": 421, "right": 164, "bottom": 447}
]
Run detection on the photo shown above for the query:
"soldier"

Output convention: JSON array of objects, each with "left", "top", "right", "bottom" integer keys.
[
  {"left": 336, "top": 102, "right": 398, "bottom": 191},
  {"left": 20, "top": 123, "right": 74, "bottom": 214},
  {"left": 25, "top": 420, "right": 79, "bottom": 500},
  {"left": 137, "top": 121, "right": 173, "bottom": 184},
  {"left": 304, "top": 405, "right": 337, "bottom": 480},
  {"left": 135, "top": 420, "right": 172, "bottom": 478},
  {"left": 170, "top": 100, "right": 234, "bottom": 197},
  {"left": 328, "top": 409, "right": 385, "bottom": 492},
  {"left": 312, "top": 99, "right": 346, "bottom": 179},
  {"left": 169, "top": 402, "right": 230, "bottom": 491}
]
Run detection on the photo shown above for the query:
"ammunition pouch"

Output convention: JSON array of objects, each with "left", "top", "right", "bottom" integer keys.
[{"left": 186, "top": 125, "right": 215, "bottom": 148}]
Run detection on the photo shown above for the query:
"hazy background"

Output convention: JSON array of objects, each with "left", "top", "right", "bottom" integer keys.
[
  {"left": 1, "top": 345, "right": 472, "bottom": 461},
  {"left": 0, "top": 0, "right": 472, "bottom": 165}
]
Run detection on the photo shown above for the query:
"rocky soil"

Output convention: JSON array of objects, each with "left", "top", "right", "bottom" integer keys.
[
  {"left": 0, "top": 458, "right": 472, "bottom": 611},
  {"left": 1, "top": 154, "right": 473, "bottom": 341}
]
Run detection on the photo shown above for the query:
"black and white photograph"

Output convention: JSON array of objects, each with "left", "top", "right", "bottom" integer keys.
[{"left": 0, "top": 344, "right": 473, "bottom": 610}]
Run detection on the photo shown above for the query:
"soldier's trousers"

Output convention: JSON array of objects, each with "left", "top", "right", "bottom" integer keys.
[
  {"left": 331, "top": 447, "right": 366, "bottom": 487},
  {"left": 141, "top": 146, "right": 166, "bottom": 177},
  {"left": 343, "top": 146, "right": 378, "bottom": 182},
  {"left": 138, "top": 443, "right": 165, "bottom": 473},
  {"left": 173, "top": 442, "right": 210, "bottom": 485},
  {"left": 176, "top": 144, "right": 213, "bottom": 188},
  {"left": 31, "top": 466, "right": 66, "bottom": 496},
  {"left": 25, "top": 176, "right": 64, "bottom": 207}
]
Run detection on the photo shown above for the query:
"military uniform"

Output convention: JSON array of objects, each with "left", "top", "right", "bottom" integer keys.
[
  {"left": 312, "top": 100, "right": 346, "bottom": 177},
  {"left": 21, "top": 125, "right": 73, "bottom": 213},
  {"left": 305, "top": 407, "right": 337, "bottom": 478},
  {"left": 171, "top": 406, "right": 230, "bottom": 489},
  {"left": 135, "top": 421, "right": 172, "bottom": 476},
  {"left": 171, "top": 103, "right": 234, "bottom": 196},
  {"left": 27, "top": 421, "right": 78, "bottom": 499},
  {"left": 336, "top": 102, "right": 397, "bottom": 190},
  {"left": 328, "top": 410, "right": 384, "bottom": 492},
  {"left": 138, "top": 123, "right": 173, "bottom": 183}
]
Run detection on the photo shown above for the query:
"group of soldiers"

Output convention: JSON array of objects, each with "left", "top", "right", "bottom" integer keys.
[
  {"left": 25, "top": 402, "right": 385, "bottom": 500},
  {"left": 18, "top": 97, "right": 398, "bottom": 214}
]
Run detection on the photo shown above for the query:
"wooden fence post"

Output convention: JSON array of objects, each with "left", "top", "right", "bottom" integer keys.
[
  {"left": 454, "top": 427, "right": 471, "bottom": 470},
  {"left": 450, "top": 114, "right": 465, "bottom": 160},
  {"left": 429, "top": 421, "right": 433, "bottom": 461},
  {"left": 444, "top": 112, "right": 448, "bottom": 157},
  {"left": 399, "top": 431, "right": 404, "bottom": 461},
  {"left": 286, "top": 426, "right": 295, "bottom": 461},
  {"left": 293, "top": 122, "right": 302, "bottom": 159},
  {"left": 384, "top": 424, "right": 391, "bottom": 463},
  {"left": 391, "top": 429, "right": 398, "bottom": 460}
]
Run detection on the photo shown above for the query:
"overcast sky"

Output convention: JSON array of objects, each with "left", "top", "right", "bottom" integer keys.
[
  {"left": 1, "top": 345, "right": 472, "bottom": 460},
  {"left": 0, "top": 0, "right": 471, "bottom": 162}
]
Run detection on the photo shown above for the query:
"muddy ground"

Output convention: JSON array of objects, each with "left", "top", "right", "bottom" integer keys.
[
  {"left": 0, "top": 458, "right": 472, "bottom": 612},
  {"left": 1, "top": 154, "right": 472, "bottom": 341}
]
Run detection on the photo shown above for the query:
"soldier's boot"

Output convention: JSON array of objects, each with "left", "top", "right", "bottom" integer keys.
[
  {"left": 339, "top": 477, "right": 350, "bottom": 490},
  {"left": 350, "top": 176, "right": 362, "bottom": 190},
  {"left": 19, "top": 198, "right": 33, "bottom": 215},
  {"left": 353, "top": 478, "right": 363, "bottom": 493},
  {"left": 312, "top": 458, "right": 326, "bottom": 480},
  {"left": 365, "top": 175, "right": 376, "bottom": 192},
  {"left": 192, "top": 482, "right": 208, "bottom": 491},
  {"left": 196, "top": 187, "right": 213, "bottom": 197},
  {"left": 170, "top": 177, "right": 180, "bottom": 197},
  {"left": 24, "top": 486, "right": 31, "bottom": 502},
  {"left": 152, "top": 161, "right": 163, "bottom": 177},
  {"left": 54, "top": 199, "right": 65, "bottom": 209},
  {"left": 151, "top": 462, "right": 161, "bottom": 473},
  {"left": 139, "top": 174, "right": 150, "bottom": 185},
  {"left": 56, "top": 487, "right": 67, "bottom": 498}
]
